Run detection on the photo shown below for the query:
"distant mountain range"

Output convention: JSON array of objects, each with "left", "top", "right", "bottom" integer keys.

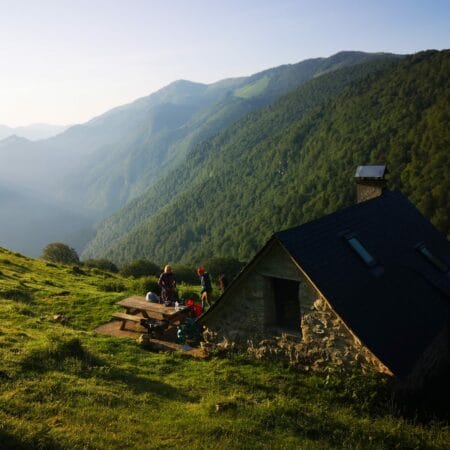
[
  {"left": 0, "top": 182, "right": 92, "bottom": 256},
  {"left": 0, "top": 51, "right": 396, "bottom": 257},
  {"left": 0, "top": 123, "right": 69, "bottom": 141}
]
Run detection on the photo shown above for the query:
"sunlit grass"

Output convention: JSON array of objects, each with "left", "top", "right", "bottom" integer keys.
[{"left": 0, "top": 247, "right": 449, "bottom": 449}]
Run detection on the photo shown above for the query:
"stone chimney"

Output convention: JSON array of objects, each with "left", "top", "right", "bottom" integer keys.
[{"left": 355, "top": 165, "right": 387, "bottom": 203}]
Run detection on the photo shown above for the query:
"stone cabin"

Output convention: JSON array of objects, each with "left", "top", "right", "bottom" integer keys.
[{"left": 200, "top": 166, "right": 450, "bottom": 385}]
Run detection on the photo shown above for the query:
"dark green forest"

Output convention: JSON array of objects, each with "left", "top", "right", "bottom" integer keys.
[{"left": 83, "top": 50, "right": 449, "bottom": 265}]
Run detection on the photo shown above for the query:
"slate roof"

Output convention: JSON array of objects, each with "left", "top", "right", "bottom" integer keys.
[
  {"left": 275, "top": 190, "right": 450, "bottom": 378},
  {"left": 355, "top": 165, "right": 387, "bottom": 179}
]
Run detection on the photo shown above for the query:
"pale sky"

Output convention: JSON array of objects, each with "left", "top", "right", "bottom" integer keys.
[{"left": 0, "top": 0, "right": 449, "bottom": 127}]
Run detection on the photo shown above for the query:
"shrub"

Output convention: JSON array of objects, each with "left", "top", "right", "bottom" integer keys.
[
  {"left": 179, "top": 290, "right": 200, "bottom": 302},
  {"left": 130, "top": 277, "right": 160, "bottom": 295},
  {"left": 203, "top": 257, "right": 246, "bottom": 282},
  {"left": 98, "top": 281, "right": 126, "bottom": 292},
  {"left": 91, "top": 268, "right": 113, "bottom": 277},
  {"left": 120, "top": 259, "right": 160, "bottom": 278},
  {"left": 41, "top": 242, "right": 80, "bottom": 265},
  {"left": 139, "top": 277, "right": 160, "bottom": 295},
  {"left": 83, "top": 259, "right": 119, "bottom": 273},
  {"left": 171, "top": 264, "right": 198, "bottom": 284},
  {"left": 71, "top": 266, "right": 86, "bottom": 275}
]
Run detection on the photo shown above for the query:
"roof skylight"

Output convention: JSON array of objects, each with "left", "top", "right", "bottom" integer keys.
[
  {"left": 416, "top": 243, "right": 449, "bottom": 273},
  {"left": 346, "top": 236, "right": 377, "bottom": 267}
]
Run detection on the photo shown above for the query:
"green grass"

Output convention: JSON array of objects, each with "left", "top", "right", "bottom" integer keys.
[
  {"left": 0, "top": 247, "right": 449, "bottom": 449},
  {"left": 234, "top": 76, "right": 270, "bottom": 99}
]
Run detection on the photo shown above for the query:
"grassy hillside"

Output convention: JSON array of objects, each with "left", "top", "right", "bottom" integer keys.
[
  {"left": 83, "top": 50, "right": 449, "bottom": 265},
  {"left": 0, "top": 247, "right": 449, "bottom": 449}
]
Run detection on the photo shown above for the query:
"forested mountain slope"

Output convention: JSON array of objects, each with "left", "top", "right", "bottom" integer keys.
[
  {"left": 81, "top": 50, "right": 450, "bottom": 264},
  {"left": 83, "top": 55, "right": 400, "bottom": 260},
  {"left": 0, "top": 52, "right": 394, "bottom": 258},
  {"left": 59, "top": 51, "right": 389, "bottom": 215}
]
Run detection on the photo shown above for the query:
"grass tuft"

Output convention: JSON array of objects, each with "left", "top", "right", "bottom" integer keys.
[
  {"left": 20, "top": 337, "right": 101, "bottom": 374},
  {"left": 0, "top": 288, "right": 34, "bottom": 303}
]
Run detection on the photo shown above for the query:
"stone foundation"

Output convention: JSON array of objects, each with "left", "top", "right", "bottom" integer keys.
[
  {"left": 202, "top": 240, "right": 392, "bottom": 375},
  {"left": 297, "top": 297, "right": 392, "bottom": 373},
  {"left": 204, "top": 295, "right": 392, "bottom": 374}
]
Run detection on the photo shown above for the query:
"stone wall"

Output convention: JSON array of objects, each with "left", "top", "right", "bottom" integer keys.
[
  {"left": 202, "top": 239, "right": 392, "bottom": 374},
  {"left": 298, "top": 297, "right": 392, "bottom": 374},
  {"left": 203, "top": 240, "right": 305, "bottom": 341}
]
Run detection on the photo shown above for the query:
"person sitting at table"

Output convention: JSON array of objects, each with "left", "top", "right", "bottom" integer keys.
[{"left": 158, "top": 265, "right": 178, "bottom": 306}]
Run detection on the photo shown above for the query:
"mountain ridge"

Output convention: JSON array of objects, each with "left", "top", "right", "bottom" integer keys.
[
  {"left": 0, "top": 123, "right": 69, "bottom": 141},
  {"left": 82, "top": 50, "right": 449, "bottom": 265},
  {"left": 0, "top": 50, "right": 401, "bottom": 257}
]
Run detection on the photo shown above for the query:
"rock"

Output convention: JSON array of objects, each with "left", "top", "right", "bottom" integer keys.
[
  {"left": 53, "top": 314, "right": 68, "bottom": 324},
  {"left": 313, "top": 298, "right": 327, "bottom": 311},
  {"left": 137, "top": 334, "right": 153, "bottom": 348},
  {"left": 215, "top": 401, "right": 237, "bottom": 412}
]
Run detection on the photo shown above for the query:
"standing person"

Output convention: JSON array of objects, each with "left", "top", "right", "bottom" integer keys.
[
  {"left": 197, "top": 266, "right": 212, "bottom": 309},
  {"left": 158, "top": 265, "right": 178, "bottom": 306},
  {"left": 218, "top": 274, "right": 228, "bottom": 293}
]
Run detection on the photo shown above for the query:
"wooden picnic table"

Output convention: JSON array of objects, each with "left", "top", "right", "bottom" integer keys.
[{"left": 114, "top": 296, "right": 189, "bottom": 331}]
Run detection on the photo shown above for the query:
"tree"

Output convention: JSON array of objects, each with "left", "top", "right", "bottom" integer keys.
[
  {"left": 120, "top": 259, "right": 160, "bottom": 278},
  {"left": 41, "top": 242, "right": 80, "bottom": 265}
]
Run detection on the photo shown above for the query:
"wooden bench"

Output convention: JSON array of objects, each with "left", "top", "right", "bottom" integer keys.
[{"left": 112, "top": 312, "right": 143, "bottom": 330}]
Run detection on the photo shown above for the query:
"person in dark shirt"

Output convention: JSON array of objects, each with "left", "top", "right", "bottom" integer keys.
[
  {"left": 197, "top": 266, "right": 212, "bottom": 309},
  {"left": 158, "top": 265, "right": 178, "bottom": 305}
]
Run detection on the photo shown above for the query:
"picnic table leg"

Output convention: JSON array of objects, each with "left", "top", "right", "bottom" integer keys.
[{"left": 120, "top": 307, "right": 132, "bottom": 330}]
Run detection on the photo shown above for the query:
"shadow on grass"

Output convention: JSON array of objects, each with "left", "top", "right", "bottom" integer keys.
[
  {"left": 95, "top": 365, "right": 194, "bottom": 401},
  {"left": 257, "top": 406, "right": 431, "bottom": 449},
  {"left": 229, "top": 357, "right": 395, "bottom": 413},
  {"left": 19, "top": 337, "right": 193, "bottom": 401},
  {"left": 0, "top": 287, "right": 34, "bottom": 304},
  {"left": 0, "top": 429, "right": 63, "bottom": 450}
]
